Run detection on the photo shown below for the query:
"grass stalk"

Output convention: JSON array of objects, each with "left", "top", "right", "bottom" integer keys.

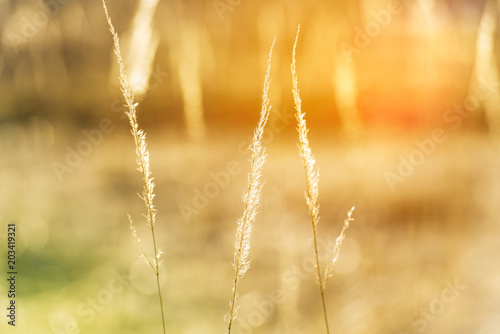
[
  {"left": 226, "top": 36, "right": 276, "bottom": 334},
  {"left": 291, "top": 25, "right": 355, "bottom": 334},
  {"left": 291, "top": 24, "right": 329, "bottom": 332},
  {"left": 101, "top": 1, "right": 166, "bottom": 333}
]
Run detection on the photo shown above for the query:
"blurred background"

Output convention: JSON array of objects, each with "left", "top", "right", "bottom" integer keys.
[{"left": 1, "top": 0, "right": 500, "bottom": 333}]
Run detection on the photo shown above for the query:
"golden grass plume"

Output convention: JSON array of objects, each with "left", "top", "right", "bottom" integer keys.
[
  {"left": 292, "top": 24, "right": 355, "bottom": 334},
  {"left": 101, "top": 1, "right": 166, "bottom": 332},
  {"left": 226, "top": 36, "right": 276, "bottom": 333}
]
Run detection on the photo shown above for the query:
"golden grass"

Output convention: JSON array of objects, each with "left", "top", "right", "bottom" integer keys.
[
  {"left": 98, "top": 8, "right": 351, "bottom": 332},
  {"left": 291, "top": 25, "right": 355, "bottom": 333},
  {"left": 225, "top": 36, "right": 276, "bottom": 334},
  {"left": 101, "top": 1, "right": 166, "bottom": 333}
]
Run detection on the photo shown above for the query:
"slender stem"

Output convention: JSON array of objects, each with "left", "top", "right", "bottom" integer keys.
[
  {"left": 150, "top": 223, "right": 166, "bottom": 334},
  {"left": 227, "top": 275, "right": 238, "bottom": 333},
  {"left": 307, "top": 182, "right": 330, "bottom": 334},
  {"left": 312, "top": 238, "right": 327, "bottom": 329},
  {"left": 320, "top": 290, "right": 330, "bottom": 333},
  {"left": 156, "top": 271, "right": 167, "bottom": 334}
]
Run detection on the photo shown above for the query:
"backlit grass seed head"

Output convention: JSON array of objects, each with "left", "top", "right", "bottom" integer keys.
[
  {"left": 101, "top": 1, "right": 166, "bottom": 332},
  {"left": 102, "top": 0, "right": 158, "bottom": 242},
  {"left": 291, "top": 25, "right": 320, "bottom": 231},
  {"left": 323, "top": 206, "right": 355, "bottom": 288},
  {"left": 226, "top": 36, "right": 275, "bottom": 333},
  {"left": 291, "top": 24, "right": 356, "bottom": 334}
]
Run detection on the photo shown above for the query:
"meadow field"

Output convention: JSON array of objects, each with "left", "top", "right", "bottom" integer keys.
[{"left": 1, "top": 0, "right": 500, "bottom": 333}]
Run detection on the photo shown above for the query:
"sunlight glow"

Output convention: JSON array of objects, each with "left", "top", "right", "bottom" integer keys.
[
  {"left": 178, "top": 22, "right": 206, "bottom": 139},
  {"left": 472, "top": 0, "right": 500, "bottom": 136},
  {"left": 125, "top": 0, "right": 159, "bottom": 96}
]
